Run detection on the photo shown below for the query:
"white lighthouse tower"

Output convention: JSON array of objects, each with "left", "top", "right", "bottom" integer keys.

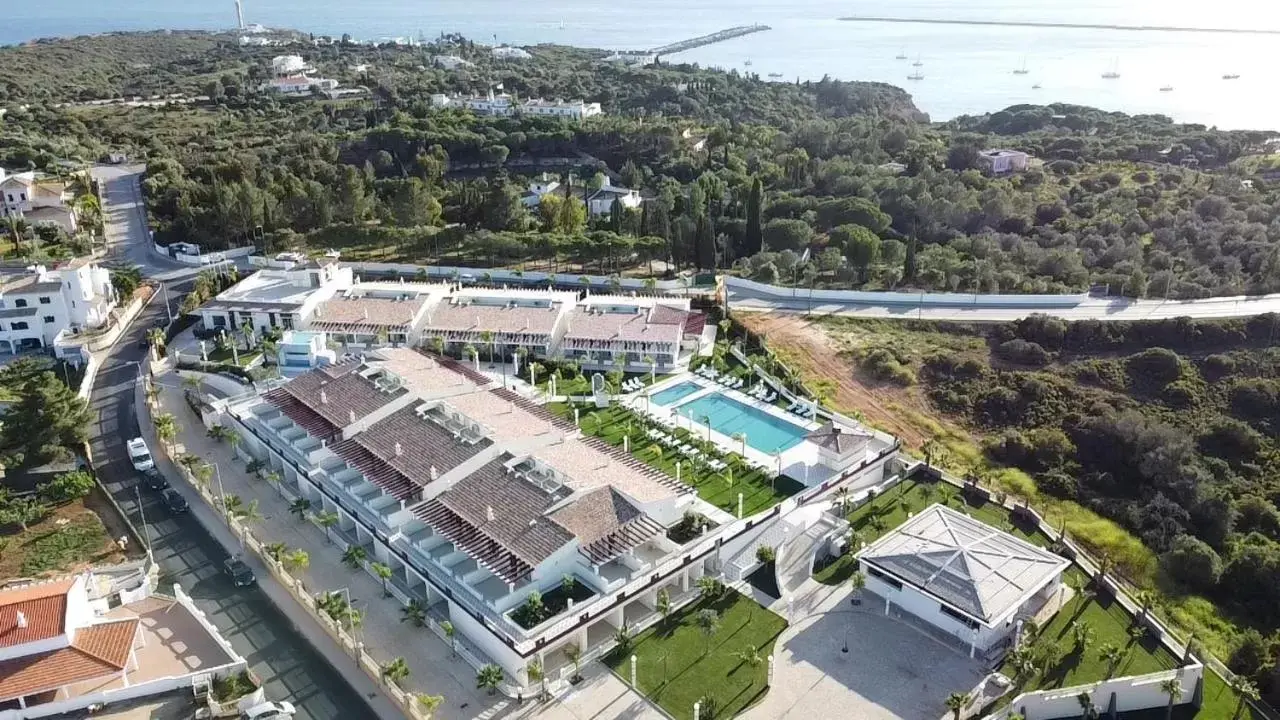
[{"left": 235, "top": 0, "right": 245, "bottom": 30}]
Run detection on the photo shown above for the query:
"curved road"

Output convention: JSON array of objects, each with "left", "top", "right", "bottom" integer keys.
[{"left": 86, "top": 314, "right": 374, "bottom": 712}]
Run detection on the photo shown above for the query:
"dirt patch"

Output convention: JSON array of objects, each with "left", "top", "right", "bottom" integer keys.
[
  {"left": 0, "top": 499, "right": 126, "bottom": 579},
  {"left": 737, "top": 313, "right": 974, "bottom": 451}
]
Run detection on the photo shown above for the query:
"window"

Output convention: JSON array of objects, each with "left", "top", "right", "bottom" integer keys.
[
  {"left": 13, "top": 299, "right": 26, "bottom": 308},
  {"left": 11, "top": 321, "right": 29, "bottom": 330},
  {"left": 38, "top": 296, "right": 50, "bottom": 305},
  {"left": 866, "top": 565, "right": 903, "bottom": 590},
  {"left": 43, "top": 316, "right": 55, "bottom": 324},
  {"left": 939, "top": 604, "right": 980, "bottom": 630},
  {"left": 212, "top": 316, "right": 227, "bottom": 328}
]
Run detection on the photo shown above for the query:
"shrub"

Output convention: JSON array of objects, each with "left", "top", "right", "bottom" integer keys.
[
  {"left": 1202, "top": 353, "right": 1235, "bottom": 381},
  {"left": 37, "top": 470, "right": 95, "bottom": 503},
  {"left": 1124, "top": 347, "right": 1184, "bottom": 386},
  {"left": 995, "top": 339, "right": 1050, "bottom": 366},
  {"left": 861, "top": 347, "right": 916, "bottom": 385},
  {"left": 1160, "top": 535, "right": 1223, "bottom": 591}
]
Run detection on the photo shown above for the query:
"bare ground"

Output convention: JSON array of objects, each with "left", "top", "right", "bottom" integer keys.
[{"left": 738, "top": 312, "right": 973, "bottom": 451}]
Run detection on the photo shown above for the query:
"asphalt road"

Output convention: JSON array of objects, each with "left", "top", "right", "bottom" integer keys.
[{"left": 87, "top": 282, "right": 375, "bottom": 720}]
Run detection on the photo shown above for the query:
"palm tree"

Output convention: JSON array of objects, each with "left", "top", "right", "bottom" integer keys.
[
  {"left": 262, "top": 470, "right": 282, "bottom": 491},
  {"left": 849, "top": 570, "right": 866, "bottom": 604},
  {"left": 527, "top": 658, "right": 548, "bottom": 701},
  {"left": 342, "top": 545, "right": 367, "bottom": 569},
  {"left": 441, "top": 620, "right": 456, "bottom": 657},
  {"left": 283, "top": 549, "right": 309, "bottom": 573},
  {"left": 264, "top": 542, "right": 287, "bottom": 561},
  {"left": 529, "top": 361, "right": 545, "bottom": 388},
  {"left": 735, "top": 645, "right": 764, "bottom": 668},
  {"left": 314, "top": 510, "right": 340, "bottom": 543},
  {"left": 381, "top": 657, "right": 410, "bottom": 688},
  {"left": 563, "top": 641, "right": 583, "bottom": 682},
  {"left": 400, "top": 599, "right": 427, "bottom": 627},
  {"left": 223, "top": 496, "right": 261, "bottom": 524},
  {"left": 463, "top": 343, "right": 478, "bottom": 367},
  {"left": 1136, "top": 589, "right": 1157, "bottom": 622},
  {"left": 697, "top": 575, "right": 724, "bottom": 601},
  {"left": 207, "top": 425, "right": 229, "bottom": 443},
  {"left": 1072, "top": 622, "right": 1094, "bottom": 652},
  {"left": 731, "top": 432, "right": 747, "bottom": 457},
  {"left": 476, "top": 664, "right": 504, "bottom": 696},
  {"left": 371, "top": 562, "right": 393, "bottom": 597},
  {"left": 225, "top": 428, "right": 242, "bottom": 456},
  {"left": 146, "top": 327, "right": 166, "bottom": 355},
  {"left": 578, "top": 275, "right": 591, "bottom": 291},
  {"left": 478, "top": 330, "right": 495, "bottom": 364},
  {"left": 642, "top": 276, "right": 657, "bottom": 294},
  {"left": 153, "top": 413, "right": 179, "bottom": 449},
  {"left": 414, "top": 693, "right": 444, "bottom": 719},
  {"left": 428, "top": 335, "right": 445, "bottom": 357},
  {"left": 191, "top": 462, "right": 214, "bottom": 490},
  {"left": 921, "top": 437, "right": 947, "bottom": 469},
  {"left": 656, "top": 587, "right": 672, "bottom": 626},
  {"left": 945, "top": 692, "right": 969, "bottom": 720},
  {"left": 1099, "top": 643, "right": 1126, "bottom": 678},
  {"left": 1161, "top": 677, "right": 1183, "bottom": 720},
  {"left": 695, "top": 608, "right": 720, "bottom": 655},
  {"left": 1231, "top": 676, "right": 1259, "bottom": 720},
  {"left": 289, "top": 498, "right": 312, "bottom": 521}
]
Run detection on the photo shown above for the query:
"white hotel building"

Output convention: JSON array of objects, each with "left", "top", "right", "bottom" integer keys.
[
  {"left": 0, "top": 260, "right": 117, "bottom": 359},
  {"left": 213, "top": 348, "right": 901, "bottom": 688},
  {"left": 197, "top": 255, "right": 710, "bottom": 373}
]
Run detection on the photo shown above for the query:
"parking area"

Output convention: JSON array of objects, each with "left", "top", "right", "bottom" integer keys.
[{"left": 741, "top": 597, "right": 983, "bottom": 720}]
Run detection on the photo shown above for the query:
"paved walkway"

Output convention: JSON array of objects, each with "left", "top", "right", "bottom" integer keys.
[
  {"left": 742, "top": 534, "right": 983, "bottom": 720},
  {"left": 151, "top": 367, "right": 666, "bottom": 720}
]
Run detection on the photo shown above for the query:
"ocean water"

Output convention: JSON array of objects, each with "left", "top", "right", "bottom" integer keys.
[{"left": 8, "top": 0, "right": 1280, "bottom": 129}]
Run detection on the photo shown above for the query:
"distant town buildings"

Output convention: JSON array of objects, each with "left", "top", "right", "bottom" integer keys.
[
  {"left": 431, "top": 54, "right": 475, "bottom": 70},
  {"left": 519, "top": 175, "right": 642, "bottom": 216},
  {"left": 491, "top": 46, "right": 533, "bottom": 61},
  {"left": 429, "top": 91, "right": 603, "bottom": 120},
  {"left": 975, "top": 149, "right": 1030, "bottom": 175}
]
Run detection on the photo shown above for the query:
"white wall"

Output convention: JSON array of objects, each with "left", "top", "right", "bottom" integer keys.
[
  {"left": 863, "top": 567, "right": 1005, "bottom": 651},
  {"left": 448, "top": 598, "right": 525, "bottom": 679},
  {"left": 987, "top": 663, "right": 1203, "bottom": 720}
]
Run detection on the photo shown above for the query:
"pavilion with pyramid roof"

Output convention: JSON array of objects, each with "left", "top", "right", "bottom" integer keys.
[{"left": 857, "top": 503, "right": 1069, "bottom": 657}]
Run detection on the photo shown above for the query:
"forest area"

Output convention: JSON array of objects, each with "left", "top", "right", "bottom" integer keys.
[{"left": 2, "top": 31, "right": 1280, "bottom": 297}]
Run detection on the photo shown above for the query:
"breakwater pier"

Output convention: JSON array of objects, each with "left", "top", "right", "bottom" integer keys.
[{"left": 650, "top": 24, "right": 771, "bottom": 55}]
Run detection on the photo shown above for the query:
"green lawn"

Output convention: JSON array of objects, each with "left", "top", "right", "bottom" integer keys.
[
  {"left": 813, "top": 478, "right": 1052, "bottom": 585},
  {"left": 206, "top": 346, "right": 262, "bottom": 367},
  {"left": 606, "top": 590, "right": 786, "bottom": 720},
  {"left": 549, "top": 402, "right": 803, "bottom": 515},
  {"left": 16, "top": 513, "right": 115, "bottom": 575}
]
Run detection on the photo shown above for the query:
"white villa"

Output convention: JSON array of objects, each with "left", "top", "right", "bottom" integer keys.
[
  {"left": 585, "top": 186, "right": 642, "bottom": 216},
  {"left": 858, "top": 504, "right": 1069, "bottom": 657},
  {"left": 976, "top": 149, "right": 1030, "bottom": 175},
  {"left": 262, "top": 54, "right": 338, "bottom": 95},
  {"left": 0, "top": 170, "right": 77, "bottom": 233},
  {"left": 197, "top": 257, "right": 711, "bottom": 373},
  {"left": 0, "top": 260, "right": 116, "bottom": 359}
]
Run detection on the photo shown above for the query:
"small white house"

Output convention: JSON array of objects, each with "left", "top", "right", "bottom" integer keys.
[
  {"left": 858, "top": 503, "right": 1069, "bottom": 657},
  {"left": 976, "top": 149, "right": 1030, "bottom": 175},
  {"left": 806, "top": 421, "right": 874, "bottom": 473},
  {"left": 491, "top": 46, "right": 532, "bottom": 60},
  {"left": 586, "top": 186, "right": 642, "bottom": 216}
]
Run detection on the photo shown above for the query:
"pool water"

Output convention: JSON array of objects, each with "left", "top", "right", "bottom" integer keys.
[
  {"left": 651, "top": 381, "right": 704, "bottom": 406},
  {"left": 675, "top": 392, "right": 809, "bottom": 454}
]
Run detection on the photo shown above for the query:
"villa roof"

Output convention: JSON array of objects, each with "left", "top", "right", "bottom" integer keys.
[
  {"left": 0, "top": 578, "right": 75, "bottom": 649},
  {"left": 0, "top": 619, "right": 138, "bottom": 702},
  {"left": 860, "top": 504, "right": 1068, "bottom": 625},
  {"left": 563, "top": 305, "right": 685, "bottom": 346},
  {"left": 426, "top": 298, "right": 565, "bottom": 337},
  {"left": 413, "top": 459, "right": 573, "bottom": 584},
  {"left": 278, "top": 361, "right": 405, "bottom": 430},
  {"left": 551, "top": 487, "right": 666, "bottom": 565},
  {"left": 806, "top": 421, "right": 873, "bottom": 456},
  {"left": 311, "top": 295, "right": 430, "bottom": 331}
]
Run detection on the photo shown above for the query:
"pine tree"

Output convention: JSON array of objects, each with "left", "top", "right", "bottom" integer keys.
[
  {"left": 696, "top": 214, "right": 716, "bottom": 270},
  {"left": 744, "top": 177, "right": 763, "bottom": 256}
]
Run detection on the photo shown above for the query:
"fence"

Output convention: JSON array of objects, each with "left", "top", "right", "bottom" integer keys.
[
  {"left": 984, "top": 663, "right": 1204, "bottom": 720},
  {"left": 724, "top": 275, "right": 1089, "bottom": 308},
  {"left": 343, "top": 261, "right": 696, "bottom": 292}
]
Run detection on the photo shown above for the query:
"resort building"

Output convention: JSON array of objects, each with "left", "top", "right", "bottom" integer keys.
[
  {"left": 213, "top": 348, "right": 726, "bottom": 684},
  {"left": 560, "top": 295, "right": 706, "bottom": 372},
  {"left": 0, "top": 260, "right": 117, "bottom": 357},
  {"left": 275, "top": 330, "right": 337, "bottom": 377},
  {"left": 429, "top": 92, "right": 603, "bottom": 120},
  {"left": 858, "top": 504, "right": 1069, "bottom": 657},
  {"left": 418, "top": 288, "right": 577, "bottom": 360},
  {"left": 197, "top": 255, "right": 707, "bottom": 374},
  {"left": 0, "top": 171, "right": 77, "bottom": 233},
  {"left": 976, "top": 149, "right": 1030, "bottom": 175}
]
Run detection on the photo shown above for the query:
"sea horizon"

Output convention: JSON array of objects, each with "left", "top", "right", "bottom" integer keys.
[{"left": 7, "top": 0, "right": 1280, "bottom": 131}]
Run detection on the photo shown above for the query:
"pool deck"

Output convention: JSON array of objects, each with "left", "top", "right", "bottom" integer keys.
[{"left": 629, "top": 374, "right": 837, "bottom": 486}]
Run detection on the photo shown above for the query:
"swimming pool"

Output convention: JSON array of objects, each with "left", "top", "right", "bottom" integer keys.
[
  {"left": 675, "top": 392, "right": 809, "bottom": 454},
  {"left": 650, "top": 381, "right": 704, "bottom": 406}
]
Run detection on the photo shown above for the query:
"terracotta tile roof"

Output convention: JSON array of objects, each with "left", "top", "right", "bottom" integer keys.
[
  {"left": 312, "top": 295, "right": 430, "bottom": 330},
  {"left": 345, "top": 405, "right": 491, "bottom": 489},
  {"left": 0, "top": 578, "right": 75, "bottom": 649},
  {"left": 563, "top": 306, "right": 683, "bottom": 348},
  {"left": 426, "top": 299, "right": 564, "bottom": 337},
  {"left": 279, "top": 361, "right": 405, "bottom": 429},
  {"left": 0, "top": 620, "right": 137, "bottom": 701}
]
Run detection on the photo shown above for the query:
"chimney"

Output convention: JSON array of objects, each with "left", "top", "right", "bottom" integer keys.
[
  {"left": 394, "top": 442, "right": 403, "bottom": 457},
  {"left": 320, "top": 390, "right": 328, "bottom": 404},
  {"left": 15, "top": 611, "right": 26, "bottom": 628},
  {"left": 486, "top": 505, "right": 496, "bottom": 522}
]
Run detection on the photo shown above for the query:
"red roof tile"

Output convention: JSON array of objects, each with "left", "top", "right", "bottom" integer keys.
[
  {"left": 0, "top": 620, "right": 137, "bottom": 701},
  {"left": 0, "top": 578, "right": 75, "bottom": 650}
]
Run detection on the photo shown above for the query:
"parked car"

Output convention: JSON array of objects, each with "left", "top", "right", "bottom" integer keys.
[
  {"left": 141, "top": 468, "right": 169, "bottom": 492},
  {"left": 161, "top": 489, "right": 188, "bottom": 513},
  {"left": 223, "top": 556, "right": 256, "bottom": 587},
  {"left": 126, "top": 437, "right": 154, "bottom": 472},
  {"left": 241, "top": 700, "right": 296, "bottom": 719}
]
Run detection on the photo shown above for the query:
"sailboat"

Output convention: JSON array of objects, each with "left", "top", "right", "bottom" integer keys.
[
  {"left": 767, "top": 72, "right": 784, "bottom": 78},
  {"left": 1101, "top": 57, "right": 1120, "bottom": 79},
  {"left": 911, "top": 54, "right": 923, "bottom": 67},
  {"left": 1032, "top": 82, "right": 1042, "bottom": 89},
  {"left": 1159, "top": 85, "right": 1174, "bottom": 92},
  {"left": 895, "top": 48, "right": 908, "bottom": 60},
  {"left": 907, "top": 71, "right": 924, "bottom": 81},
  {"left": 1012, "top": 57, "right": 1029, "bottom": 75},
  {"left": 1222, "top": 73, "right": 1240, "bottom": 80},
  {"left": 744, "top": 58, "right": 752, "bottom": 67}
]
